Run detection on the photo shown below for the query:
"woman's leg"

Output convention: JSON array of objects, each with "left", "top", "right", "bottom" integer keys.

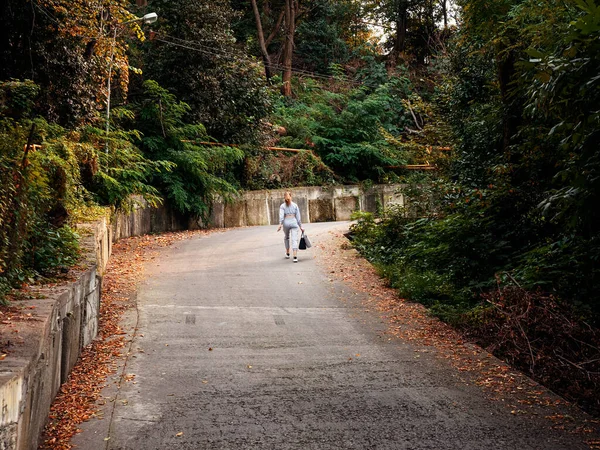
[
  {"left": 283, "top": 224, "right": 291, "bottom": 255},
  {"left": 290, "top": 226, "right": 299, "bottom": 257}
]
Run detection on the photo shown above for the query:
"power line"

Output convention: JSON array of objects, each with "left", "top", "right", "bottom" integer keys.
[
  {"left": 32, "top": 1, "right": 61, "bottom": 26},
  {"left": 154, "top": 34, "right": 360, "bottom": 85},
  {"left": 155, "top": 35, "right": 346, "bottom": 81},
  {"left": 27, "top": 3, "right": 362, "bottom": 86}
]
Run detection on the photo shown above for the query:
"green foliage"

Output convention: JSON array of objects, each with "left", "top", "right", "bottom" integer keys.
[
  {"left": 0, "top": 80, "right": 40, "bottom": 119},
  {"left": 270, "top": 76, "right": 417, "bottom": 182},
  {"left": 242, "top": 147, "right": 337, "bottom": 190},
  {"left": 380, "top": 265, "right": 456, "bottom": 306},
  {"left": 77, "top": 125, "right": 170, "bottom": 210},
  {"left": 29, "top": 225, "right": 80, "bottom": 276},
  {"left": 294, "top": 0, "right": 363, "bottom": 72},
  {"left": 0, "top": 80, "right": 174, "bottom": 302},
  {"left": 353, "top": 47, "right": 390, "bottom": 89},
  {"left": 350, "top": 203, "right": 496, "bottom": 317},
  {"left": 350, "top": 0, "right": 600, "bottom": 329},
  {"left": 0, "top": 116, "right": 81, "bottom": 296},
  {"left": 448, "top": 0, "right": 600, "bottom": 316},
  {"left": 141, "top": 0, "right": 271, "bottom": 143},
  {"left": 129, "top": 80, "right": 243, "bottom": 219}
]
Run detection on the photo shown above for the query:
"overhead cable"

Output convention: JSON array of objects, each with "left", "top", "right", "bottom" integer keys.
[{"left": 153, "top": 34, "right": 360, "bottom": 85}]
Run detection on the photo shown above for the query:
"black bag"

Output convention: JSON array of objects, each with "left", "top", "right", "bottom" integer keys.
[{"left": 299, "top": 232, "right": 311, "bottom": 250}]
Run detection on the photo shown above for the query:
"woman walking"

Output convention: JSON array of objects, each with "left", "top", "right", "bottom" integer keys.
[{"left": 277, "top": 191, "right": 304, "bottom": 262}]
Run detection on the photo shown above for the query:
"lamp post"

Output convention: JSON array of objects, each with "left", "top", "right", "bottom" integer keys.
[{"left": 105, "top": 12, "right": 158, "bottom": 153}]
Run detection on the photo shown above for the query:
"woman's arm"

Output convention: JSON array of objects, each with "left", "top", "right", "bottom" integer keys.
[
  {"left": 277, "top": 204, "right": 284, "bottom": 231},
  {"left": 295, "top": 204, "right": 303, "bottom": 230}
]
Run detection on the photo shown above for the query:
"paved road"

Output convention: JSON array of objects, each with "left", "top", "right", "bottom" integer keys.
[{"left": 75, "top": 223, "right": 591, "bottom": 449}]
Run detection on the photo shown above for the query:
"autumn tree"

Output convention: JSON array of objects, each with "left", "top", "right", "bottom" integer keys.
[{"left": 0, "top": 0, "right": 146, "bottom": 125}]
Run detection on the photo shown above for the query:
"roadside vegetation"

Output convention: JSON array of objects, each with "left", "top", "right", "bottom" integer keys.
[
  {"left": 349, "top": 0, "right": 600, "bottom": 415},
  {"left": 1, "top": 0, "right": 599, "bottom": 416}
]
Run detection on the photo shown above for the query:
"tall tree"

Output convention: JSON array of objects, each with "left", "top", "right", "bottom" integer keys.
[
  {"left": 0, "top": 0, "right": 143, "bottom": 125},
  {"left": 250, "top": 0, "right": 274, "bottom": 80},
  {"left": 365, "top": 0, "right": 454, "bottom": 66},
  {"left": 281, "top": 0, "right": 297, "bottom": 96},
  {"left": 392, "top": 0, "right": 410, "bottom": 64},
  {"left": 141, "top": 0, "right": 270, "bottom": 142},
  {"left": 440, "top": 0, "right": 448, "bottom": 28}
]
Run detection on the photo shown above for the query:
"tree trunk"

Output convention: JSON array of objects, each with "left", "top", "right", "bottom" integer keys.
[
  {"left": 391, "top": 0, "right": 408, "bottom": 66},
  {"left": 250, "top": 0, "right": 272, "bottom": 81},
  {"left": 266, "top": 9, "right": 285, "bottom": 48},
  {"left": 281, "top": 0, "right": 296, "bottom": 96},
  {"left": 441, "top": 0, "right": 447, "bottom": 29},
  {"left": 498, "top": 51, "right": 517, "bottom": 153}
]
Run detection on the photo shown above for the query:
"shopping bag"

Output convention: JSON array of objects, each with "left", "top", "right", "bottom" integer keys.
[{"left": 299, "top": 232, "right": 312, "bottom": 250}]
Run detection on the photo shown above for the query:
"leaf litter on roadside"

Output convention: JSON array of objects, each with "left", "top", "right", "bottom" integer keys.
[
  {"left": 39, "top": 229, "right": 216, "bottom": 450},
  {"left": 316, "top": 230, "right": 600, "bottom": 439}
]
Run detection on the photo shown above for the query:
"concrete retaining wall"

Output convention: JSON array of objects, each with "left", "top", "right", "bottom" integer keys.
[
  {"left": 208, "top": 185, "right": 405, "bottom": 228},
  {"left": 0, "top": 240, "right": 100, "bottom": 450},
  {"left": 0, "top": 203, "right": 187, "bottom": 450},
  {"left": 85, "top": 201, "right": 188, "bottom": 276}
]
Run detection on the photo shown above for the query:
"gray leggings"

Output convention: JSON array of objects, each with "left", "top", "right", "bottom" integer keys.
[{"left": 283, "top": 221, "right": 300, "bottom": 251}]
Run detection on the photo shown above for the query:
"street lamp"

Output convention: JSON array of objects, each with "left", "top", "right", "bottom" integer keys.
[
  {"left": 105, "top": 12, "right": 158, "bottom": 152},
  {"left": 124, "top": 12, "right": 158, "bottom": 25},
  {"left": 141, "top": 12, "right": 158, "bottom": 24}
]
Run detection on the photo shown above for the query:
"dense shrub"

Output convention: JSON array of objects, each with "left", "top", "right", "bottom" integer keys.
[
  {"left": 349, "top": 0, "right": 600, "bottom": 415},
  {"left": 0, "top": 116, "right": 81, "bottom": 299},
  {"left": 0, "top": 81, "right": 171, "bottom": 302},
  {"left": 270, "top": 76, "right": 414, "bottom": 183},
  {"left": 242, "top": 148, "right": 337, "bottom": 190}
]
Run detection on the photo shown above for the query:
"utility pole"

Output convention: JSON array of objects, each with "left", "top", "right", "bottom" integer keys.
[{"left": 105, "top": 12, "right": 158, "bottom": 153}]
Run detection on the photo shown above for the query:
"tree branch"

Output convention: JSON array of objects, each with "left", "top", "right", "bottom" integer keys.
[
  {"left": 265, "top": 9, "right": 285, "bottom": 47},
  {"left": 250, "top": 0, "right": 272, "bottom": 80},
  {"left": 406, "top": 100, "right": 423, "bottom": 130}
]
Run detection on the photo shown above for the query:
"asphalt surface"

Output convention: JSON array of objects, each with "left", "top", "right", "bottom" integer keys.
[{"left": 74, "top": 222, "right": 592, "bottom": 450}]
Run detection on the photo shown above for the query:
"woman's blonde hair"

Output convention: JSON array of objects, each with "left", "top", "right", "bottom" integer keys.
[{"left": 284, "top": 191, "right": 292, "bottom": 204}]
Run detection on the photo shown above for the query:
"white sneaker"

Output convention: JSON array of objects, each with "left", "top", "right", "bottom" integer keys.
[
  {"left": 285, "top": 253, "right": 290, "bottom": 259},
  {"left": 293, "top": 256, "right": 298, "bottom": 263}
]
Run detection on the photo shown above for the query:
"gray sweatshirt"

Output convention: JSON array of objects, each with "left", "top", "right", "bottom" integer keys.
[{"left": 279, "top": 202, "right": 302, "bottom": 228}]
